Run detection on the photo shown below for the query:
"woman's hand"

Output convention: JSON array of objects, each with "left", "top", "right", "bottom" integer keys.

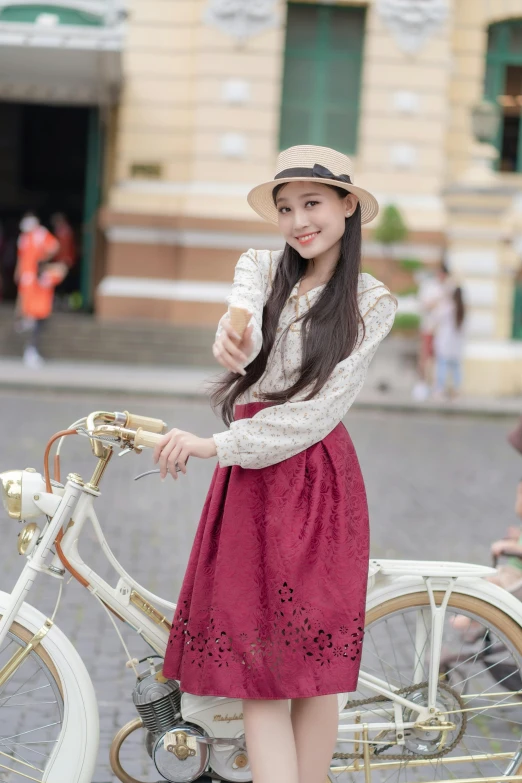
[
  {"left": 213, "top": 315, "right": 254, "bottom": 376},
  {"left": 491, "top": 539, "right": 522, "bottom": 557},
  {"left": 153, "top": 430, "right": 217, "bottom": 480}
]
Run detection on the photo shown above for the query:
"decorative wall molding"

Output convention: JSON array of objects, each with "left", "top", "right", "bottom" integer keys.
[
  {"left": 97, "top": 276, "right": 232, "bottom": 303},
  {"left": 447, "top": 249, "right": 499, "bottom": 277},
  {"left": 376, "top": 0, "right": 448, "bottom": 54},
  {"left": 204, "top": 0, "right": 279, "bottom": 43},
  {"left": 0, "top": 0, "right": 127, "bottom": 26},
  {"left": 465, "top": 340, "right": 522, "bottom": 360}
]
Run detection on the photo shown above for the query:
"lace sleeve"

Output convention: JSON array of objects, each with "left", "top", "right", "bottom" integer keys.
[
  {"left": 215, "top": 249, "right": 267, "bottom": 369},
  {"left": 213, "top": 291, "right": 397, "bottom": 469}
]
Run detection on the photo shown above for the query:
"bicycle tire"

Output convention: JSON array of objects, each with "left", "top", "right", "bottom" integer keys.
[
  {"left": 330, "top": 590, "right": 522, "bottom": 783},
  {"left": 0, "top": 614, "right": 64, "bottom": 782}
]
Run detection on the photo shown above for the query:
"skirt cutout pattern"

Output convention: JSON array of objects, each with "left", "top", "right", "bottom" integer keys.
[{"left": 162, "top": 402, "right": 369, "bottom": 699}]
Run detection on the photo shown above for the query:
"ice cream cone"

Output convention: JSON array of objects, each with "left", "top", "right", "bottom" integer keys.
[{"left": 228, "top": 306, "right": 250, "bottom": 338}]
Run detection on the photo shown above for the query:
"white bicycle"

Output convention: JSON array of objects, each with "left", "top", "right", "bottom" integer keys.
[{"left": 1, "top": 408, "right": 522, "bottom": 783}]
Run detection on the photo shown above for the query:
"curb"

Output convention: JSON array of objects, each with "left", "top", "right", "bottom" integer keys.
[{"left": 0, "top": 360, "right": 519, "bottom": 418}]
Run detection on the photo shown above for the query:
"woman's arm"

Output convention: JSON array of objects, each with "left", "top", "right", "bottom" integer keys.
[
  {"left": 214, "top": 249, "right": 269, "bottom": 370},
  {"left": 213, "top": 290, "right": 397, "bottom": 469}
]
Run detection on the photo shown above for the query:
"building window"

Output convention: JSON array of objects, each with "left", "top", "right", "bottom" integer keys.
[
  {"left": 485, "top": 20, "right": 522, "bottom": 173},
  {"left": 279, "top": 3, "right": 366, "bottom": 155}
]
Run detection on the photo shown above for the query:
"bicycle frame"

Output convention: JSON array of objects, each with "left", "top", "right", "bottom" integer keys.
[
  {"left": 0, "top": 476, "right": 173, "bottom": 659},
  {"left": 0, "top": 469, "right": 505, "bottom": 724},
  {"left": 3, "top": 421, "right": 522, "bottom": 783}
]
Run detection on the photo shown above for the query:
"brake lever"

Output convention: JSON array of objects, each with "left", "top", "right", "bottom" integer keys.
[
  {"left": 134, "top": 467, "right": 182, "bottom": 481},
  {"left": 134, "top": 468, "right": 161, "bottom": 481}
]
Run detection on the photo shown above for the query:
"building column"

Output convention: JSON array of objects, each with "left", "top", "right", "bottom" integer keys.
[{"left": 445, "top": 176, "right": 522, "bottom": 396}]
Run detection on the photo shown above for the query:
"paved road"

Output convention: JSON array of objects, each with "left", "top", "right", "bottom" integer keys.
[{"left": 0, "top": 389, "right": 520, "bottom": 782}]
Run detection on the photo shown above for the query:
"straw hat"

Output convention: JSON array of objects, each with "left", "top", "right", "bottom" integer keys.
[{"left": 247, "top": 145, "right": 379, "bottom": 225}]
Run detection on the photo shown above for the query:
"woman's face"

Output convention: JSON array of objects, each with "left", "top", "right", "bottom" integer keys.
[{"left": 275, "top": 181, "right": 358, "bottom": 261}]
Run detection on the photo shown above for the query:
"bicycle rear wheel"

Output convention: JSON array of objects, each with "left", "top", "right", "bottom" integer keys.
[
  {"left": 331, "top": 592, "right": 522, "bottom": 783},
  {"left": 0, "top": 616, "right": 64, "bottom": 782}
]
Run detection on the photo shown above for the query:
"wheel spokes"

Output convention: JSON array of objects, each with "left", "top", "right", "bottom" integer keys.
[{"left": 332, "top": 601, "right": 522, "bottom": 783}]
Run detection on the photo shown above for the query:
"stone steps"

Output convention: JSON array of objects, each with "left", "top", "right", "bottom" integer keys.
[{"left": 0, "top": 305, "right": 216, "bottom": 366}]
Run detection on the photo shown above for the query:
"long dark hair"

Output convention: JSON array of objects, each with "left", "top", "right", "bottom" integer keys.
[
  {"left": 454, "top": 286, "right": 465, "bottom": 329},
  {"left": 211, "top": 186, "right": 364, "bottom": 426}
]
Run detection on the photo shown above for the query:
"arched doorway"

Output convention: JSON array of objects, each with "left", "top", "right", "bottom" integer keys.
[
  {"left": 485, "top": 19, "right": 522, "bottom": 172},
  {"left": 0, "top": 2, "right": 123, "bottom": 309}
]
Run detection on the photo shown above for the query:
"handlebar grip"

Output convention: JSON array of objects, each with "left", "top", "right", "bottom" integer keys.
[
  {"left": 124, "top": 412, "right": 166, "bottom": 433},
  {"left": 134, "top": 428, "right": 165, "bottom": 449}
]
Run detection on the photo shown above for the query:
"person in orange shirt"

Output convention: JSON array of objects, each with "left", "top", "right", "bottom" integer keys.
[{"left": 15, "top": 212, "right": 66, "bottom": 368}]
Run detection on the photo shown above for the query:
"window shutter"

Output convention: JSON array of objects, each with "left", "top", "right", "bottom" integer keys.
[
  {"left": 279, "top": 3, "right": 366, "bottom": 155},
  {"left": 322, "top": 7, "right": 365, "bottom": 154},
  {"left": 280, "top": 5, "right": 320, "bottom": 149}
]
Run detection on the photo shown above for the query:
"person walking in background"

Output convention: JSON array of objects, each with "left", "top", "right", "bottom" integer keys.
[
  {"left": 15, "top": 211, "right": 66, "bottom": 368},
  {"left": 50, "top": 212, "right": 78, "bottom": 302},
  {"left": 433, "top": 285, "right": 466, "bottom": 400},
  {"left": 412, "top": 261, "right": 450, "bottom": 400}
]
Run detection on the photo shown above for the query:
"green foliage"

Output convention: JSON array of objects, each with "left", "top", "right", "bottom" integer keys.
[
  {"left": 399, "top": 257, "right": 423, "bottom": 272},
  {"left": 373, "top": 205, "right": 408, "bottom": 246},
  {"left": 392, "top": 312, "right": 420, "bottom": 332}
]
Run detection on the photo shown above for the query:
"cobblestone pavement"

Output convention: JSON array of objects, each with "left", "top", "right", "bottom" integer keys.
[{"left": 0, "top": 389, "right": 520, "bottom": 782}]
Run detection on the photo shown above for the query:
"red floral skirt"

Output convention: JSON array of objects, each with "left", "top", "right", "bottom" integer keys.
[{"left": 162, "top": 402, "right": 369, "bottom": 699}]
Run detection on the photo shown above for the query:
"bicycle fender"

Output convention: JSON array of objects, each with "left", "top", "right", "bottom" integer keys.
[
  {"left": 0, "top": 590, "right": 99, "bottom": 783},
  {"left": 366, "top": 574, "right": 522, "bottom": 630}
]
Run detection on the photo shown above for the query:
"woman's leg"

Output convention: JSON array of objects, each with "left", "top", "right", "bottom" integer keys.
[
  {"left": 435, "top": 357, "right": 447, "bottom": 394},
  {"left": 291, "top": 694, "right": 339, "bottom": 783},
  {"left": 243, "top": 698, "right": 299, "bottom": 783},
  {"left": 452, "top": 360, "right": 462, "bottom": 393}
]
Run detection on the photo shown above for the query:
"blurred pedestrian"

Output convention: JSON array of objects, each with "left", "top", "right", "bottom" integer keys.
[
  {"left": 15, "top": 212, "right": 66, "bottom": 368},
  {"left": 412, "top": 261, "right": 450, "bottom": 400},
  {"left": 433, "top": 285, "right": 466, "bottom": 400},
  {"left": 50, "top": 212, "right": 78, "bottom": 303}
]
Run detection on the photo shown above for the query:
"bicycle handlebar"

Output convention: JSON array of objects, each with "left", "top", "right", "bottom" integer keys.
[
  {"left": 134, "top": 428, "right": 164, "bottom": 449},
  {"left": 124, "top": 412, "right": 166, "bottom": 434}
]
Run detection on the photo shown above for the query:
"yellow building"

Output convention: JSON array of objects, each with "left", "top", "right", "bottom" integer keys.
[{"left": 1, "top": 0, "right": 522, "bottom": 393}]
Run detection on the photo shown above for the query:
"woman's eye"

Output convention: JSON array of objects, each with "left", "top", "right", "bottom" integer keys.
[
  {"left": 278, "top": 207, "right": 290, "bottom": 214},
  {"left": 305, "top": 201, "right": 319, "bottom": 207}
]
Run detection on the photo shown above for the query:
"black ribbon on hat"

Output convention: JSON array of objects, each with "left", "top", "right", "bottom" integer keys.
[{"left": 274, "top": 162, "right": 352, "bottom": 185}]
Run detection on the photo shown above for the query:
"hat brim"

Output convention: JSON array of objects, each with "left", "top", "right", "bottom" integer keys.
[{"left": 247, "top": 177, "right": 379, "bottom": 225}]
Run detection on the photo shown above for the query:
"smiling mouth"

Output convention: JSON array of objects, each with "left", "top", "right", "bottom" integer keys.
[{"left": 296, "top": 232, "right": 320, "bottom": 244}]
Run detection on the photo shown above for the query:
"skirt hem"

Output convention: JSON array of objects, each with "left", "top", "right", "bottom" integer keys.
[{"left": 173, "top": 679, "right": 357, "bottom": 700}]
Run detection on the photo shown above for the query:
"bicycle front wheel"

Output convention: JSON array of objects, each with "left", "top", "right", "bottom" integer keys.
[
  {"left": 0, "top": 616, "right": 64, "bottom": 782},
  {"left": 331, "top": 591, "right": 522, "bottom": 783}
]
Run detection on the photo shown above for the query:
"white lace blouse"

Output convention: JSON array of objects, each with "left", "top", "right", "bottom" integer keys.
[{"left": 212, "top": 249, "right": 397, "bottom": 469}]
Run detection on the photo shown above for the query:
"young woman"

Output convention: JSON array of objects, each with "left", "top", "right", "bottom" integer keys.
[
  {"left": 433, "top": 286, "right": 466, "bottom": 399},
  {"left": 154, "top": 145, "right": 397, "bottom": 783}
]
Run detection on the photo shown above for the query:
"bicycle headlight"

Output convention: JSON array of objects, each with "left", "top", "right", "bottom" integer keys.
[
  {"left": 0, "top": 470, "right": 23, "bottom": 520},
  {"left": 0, "top": 469, "right": 64, "bottom": 521}
]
